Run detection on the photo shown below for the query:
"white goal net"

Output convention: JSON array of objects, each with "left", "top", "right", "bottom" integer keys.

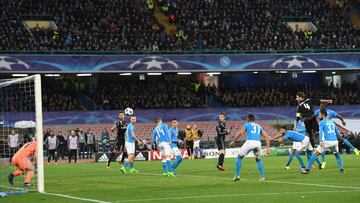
[{"left": 0, "top": 74, "right": 44, "bottom": 195}]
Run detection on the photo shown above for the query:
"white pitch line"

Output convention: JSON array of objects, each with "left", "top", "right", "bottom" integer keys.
[
  {"left": 0, "top": 185, "right": 31, "bottom": 191},
  {"left": 113, "top": 189, "right": 360, "bottom": 203},
  {"left": 138, "top": 172, "right": 360, "bottom": 190},
  {"left": 41, "top": 192, "right": 110, "bottom": 203}
]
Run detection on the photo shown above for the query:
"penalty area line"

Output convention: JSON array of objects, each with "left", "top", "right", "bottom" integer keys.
[
  {"left": 112, "top": 189, "right": 360, "bottom": 202},
  {"left": 41, "top": 192, "right": 110, "bottom": 203}
]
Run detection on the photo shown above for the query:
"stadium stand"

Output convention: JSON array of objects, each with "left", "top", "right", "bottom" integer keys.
[{"left": 0, "top": 0, "right": 359, "bottom": 51}]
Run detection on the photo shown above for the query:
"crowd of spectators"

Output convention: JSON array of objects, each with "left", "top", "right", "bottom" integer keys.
[
  {"left": 1, "top": 0, "right": 359, "bottom": 52},
  {"left": 92, "top": 76, "right": 214, "bottom": 109},
  {"left": 42, "top": 78, "right": 84, "bottom": 111},
  {"left": 218, "top": 81, "right": 360, "bottom": 107}
]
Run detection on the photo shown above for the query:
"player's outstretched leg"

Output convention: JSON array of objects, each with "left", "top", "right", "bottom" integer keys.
[
  {"left": 256, "top": 158, "right": 265, "bottom": 181},
  {"left": 334, "top": 153, "right": 344, "bottom": 173},
  {"left": 121, "top": 152, "right": 128, "bottom": 164},
  {"left": 161, "top": 160, "right": 168, "bottom": 176},
  {"left": 342, "top": 139, "right": 359, "bottom": 155},
  {"left": 307, "top": 150, "right": 321, "bottom": 169},
  {"left": 285, "top": 150, "right": 295, "bottom": 169},
  {"left": 8, "top": 169, "right": 23, "bottom": 185},
  {"left": 302, "top": 152, "right": 319, "bottom": 174},
  {"left": 233, "top": 155, "right": 242, "bottom": 181},
  {"left": 321, "top": 151, "right": 327, "bottom": 169},
  {"left": 294, "top": 151, "right": 305, "bottom": 169},
  {"left": 217, "top": 150, "right": 225, "bottom": 171},
  {"left": 107, "top": 152, "right": 115, "bottom": 168},
  {"left": 171, "top": 155, "right": 182, "bottom": 171}
]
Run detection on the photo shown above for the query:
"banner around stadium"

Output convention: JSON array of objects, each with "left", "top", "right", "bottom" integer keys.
[
  {"left": 0, "top": 53, "right": 360, "bottom": 72},
  {"left": 2, "top": 105, "right": 360, "bottom": 125},
  {"left": 95, "top": 152, "right": 149, "bottom": 162}
]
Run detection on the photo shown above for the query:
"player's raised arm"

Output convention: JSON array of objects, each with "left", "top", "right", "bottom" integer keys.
[
  {"left": 336, "top": 114, "right": 346, "bottom": 126},
  {"left": 229, "top": 127, "right": 245, "bottom": 147}
]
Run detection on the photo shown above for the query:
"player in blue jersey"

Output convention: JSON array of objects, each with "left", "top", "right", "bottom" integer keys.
[
  {"left": 153, "top": 117, "right": 175, "bottom": 177},
  {"left": 120, "top": 115, "right": 142, "bottom": 174},
  {"left": 283, "top": 120, "right": 321, "bottom": 170},
  {"left": 229, "top": 114, "right": 271, "bottom": 182},
  {"left": 273, "top": 127, "right": 320, "bottom": 172},
  {"left": 315, "top": 103, "right": 359, "bottom": 169},
  {"left": 302, "top": 110, "right": 344, "bottom": 174},
  {"left": 169, "top": 119, "right": 183, "bottom": 174}
]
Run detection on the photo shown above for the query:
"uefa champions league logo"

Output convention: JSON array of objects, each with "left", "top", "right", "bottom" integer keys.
[
  {"left": 128, "top": 56, "right": 180, "bottom": 70},
  {"left": 220, "top": 56, "right": 231, "bottom": 68},
  {"left": 271, "top": 55, "right": 319, "bottom": 69},
  {"left": 0, "top": 56, "right": 30, "bottom": 70}
]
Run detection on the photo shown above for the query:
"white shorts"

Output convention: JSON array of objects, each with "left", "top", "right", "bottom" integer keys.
[
  {"left": 159, "top": 142, "right": 172, "bottom": 156},
  {"left": 238, "top": 140, "right": 261, "bottom": 157},
  {"left": 125, "top": 142, "right": 135, "bottom": 154},
  {"left": 316, "top": 141, "right": 339, "bottom": 154},
  {"left": 292, "top": 142, "right": 301, "bottom": 150},
  {"left": 193, "top": 140, "right": 200, "bottom": 149},
  {"left": 171, "top": 146, "right": 181, "bottom": 157},
  {"left": 299, "top": 136, "right": 313, "bottom": 151}
]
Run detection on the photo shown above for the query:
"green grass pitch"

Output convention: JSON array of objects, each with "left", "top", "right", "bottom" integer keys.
[{"left": 1, "top": 155, "right": 360, "bottom": 203}]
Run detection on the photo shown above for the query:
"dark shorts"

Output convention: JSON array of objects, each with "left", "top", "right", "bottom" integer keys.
[
  {"left": 216, "top": 136, "right": 225, "bottom": 150},
  {"left": 114, "top": 139, "right": 125, "bottom": 151}
]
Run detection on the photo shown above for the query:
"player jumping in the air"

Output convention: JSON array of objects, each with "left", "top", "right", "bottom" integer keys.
[
  {"left": 302, "top": 110, "right": 344, "bottom": 174},
  {"left": 107, "top": 111, "right": 128, "bottom": 168},
  {"left": 8, "top": 140, "right": 37, "bottom": 187},
  {"left": 272, "top": 127, "right": 320, "bottom": 172},
  {"left": 120, "top": 115, "right": 142, "bottom": 174},
  {"left": 230, "top": 114, "right": 270, "bottom": 181},
  {"left": 295, "top": 92, "right": 332, "bottom": 147},
  {"left": 153, "top": 117, "right": 175, "bottom": 177},
  {"left": 169, "top": 119, "right": 183, "bottom": 174},
  {"left": 216, "top": 112, "right": 230, "bottom": 171},
  {"left": 314, "top": 103, "right": 359, "bottom": 169}
]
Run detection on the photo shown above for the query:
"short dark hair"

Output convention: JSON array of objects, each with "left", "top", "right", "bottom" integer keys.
[
  {"left": 130, "top": 115, "right": 136, "bottom": 118},
  {"left": 320, "top": 109, "right": 328, "bottom": 116},
  {"left": 279, "top": 125, "right": 288, "bottom": 130},
  {"left": 320, "top": 102, "right": 328, "bottom": 108},
  {"left": 219, "top": 112, "right": 226, "bottom": 116},
  {"left": 296, "top": 92, "right": 305, "bottom": 98},
  {"left": 155, "top": 117, "right": 162, "bottom": 123},
  {"left": 119, "top": 111, "right": 125, "bottom": 114},
  {"left": 172, "top": 118, "right": 177, "bottom": 121},
  {"left": 247, "top": 114, "right": 255, "bottom": 121}
]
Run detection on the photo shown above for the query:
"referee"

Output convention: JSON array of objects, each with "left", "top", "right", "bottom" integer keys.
[
  {"left": 295, "top": 92, "right": 332, "bottom": 147},
  {"left": 107, "top": 111, "right": 128, "bottom": 168},
  {"left": 215, "top": 112, "right": 229, "bottom": 171}
]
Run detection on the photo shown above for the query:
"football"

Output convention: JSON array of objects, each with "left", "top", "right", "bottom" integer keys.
[{"left": 124, "top": 107, "right": 134, "bottom": 116}]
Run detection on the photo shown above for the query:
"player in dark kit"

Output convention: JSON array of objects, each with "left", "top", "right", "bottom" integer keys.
[
  {"left": 107, "top": 111, "right": 128, "bottom": 168},
  {"left": 295, "top": 92, "right": 332, "bottom": 147},
  {"left": 215, "top": 112, "right": 230, "bottom": 171}
]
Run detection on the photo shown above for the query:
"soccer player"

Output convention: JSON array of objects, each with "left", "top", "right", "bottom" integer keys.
[
  {"left": 169, "top": 119, "right": 183, "bottom": 173},
  {"left": 192, "top": 124, "right": 204, "bottom": 159},
  {"left": 184, "top": 125, "right": 193, "bottom": 159},
  {"left": 314, "top": 103, "right": 359, "bottom": 169},
  {"left": 45, "top": 130, "right": 59, "bottom": 164},
  {"left": 153, "top": 117, "right": 174, "bottom": 177},
  {"left": 107, "top": 111, "right": 128, "bottom": 168},
  {"left": 284, "top": 120, "right": 321, "bottom": 169},
  {"left": 230, "top": 114, "right": 270, "bottom": 181},
  {"left": 302, "top": 110, "right": 344, "bottom": 174},
  {"left": 8, "top": 140, "right": 37, "bottom": 187},
  {"left": 295, "top": 92, "right": 332, "bottom": 147},
  {"left": 272, "top": 127, "right": 320, "bottom": 172},
  {"left": 120, "top": 115, "right": 142, "bottom": 174},
  {"left": 216, "top": 112, "right": 230, "bottom": 171}
]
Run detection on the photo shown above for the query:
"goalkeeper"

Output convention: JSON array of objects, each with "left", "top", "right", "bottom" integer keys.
[{"left": 8, "top": 140, "right": 37, "bottom": 187}]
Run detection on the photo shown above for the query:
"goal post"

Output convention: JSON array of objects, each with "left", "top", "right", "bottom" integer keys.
[{"left": 0, "top": 74, "right": 44, "bottom": 193}]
